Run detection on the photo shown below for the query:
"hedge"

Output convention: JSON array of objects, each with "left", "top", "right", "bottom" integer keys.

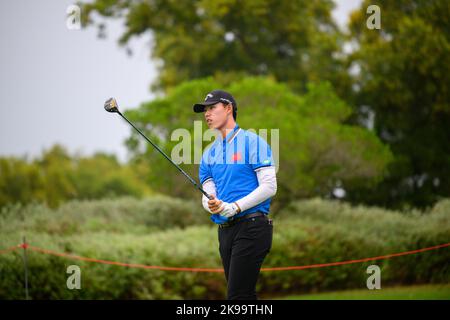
[{"left": 0, "top": 197, "right": 449, "bottom": 299}]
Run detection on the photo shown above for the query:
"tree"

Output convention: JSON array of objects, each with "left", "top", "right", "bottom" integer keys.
[
  {"left": 80, "top": 0, "right": 350, "bottom": 94},
  {"left": 0, "top": 157, "right": 45, "bottom": 207},
  {"left": 0, "top": 146, "right": 152, "bottom": 208},
  {"left": 346, "top": 0, "right": 450, "bottom": 209},
  {"left": 71, "top": 152, "right": 151, "bottom": 200},
  {"left": 35, "top": 145, "right": 78, "bottom": 208}
]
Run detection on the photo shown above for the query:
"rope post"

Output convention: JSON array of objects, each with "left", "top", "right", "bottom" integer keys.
[{"left": 22, "top": 236, "right": 29, "bottom": 300}]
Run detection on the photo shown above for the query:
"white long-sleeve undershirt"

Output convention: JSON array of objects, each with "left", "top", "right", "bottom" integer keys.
[{"left": 201, "top": 166, "right": 277, "bottom": 213}]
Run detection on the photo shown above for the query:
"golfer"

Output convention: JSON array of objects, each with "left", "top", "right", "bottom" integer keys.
[{"left": 193, "top": 90, "right": 277, "bottom": 300}]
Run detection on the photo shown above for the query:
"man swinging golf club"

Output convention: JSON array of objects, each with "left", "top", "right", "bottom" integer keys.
[{"left": 193, "top": 90, "right": 277, "bottom": 300}]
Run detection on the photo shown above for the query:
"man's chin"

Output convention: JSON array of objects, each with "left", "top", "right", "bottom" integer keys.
[{"left": 207, "top": 121, "right": 224, "bottom": 131}]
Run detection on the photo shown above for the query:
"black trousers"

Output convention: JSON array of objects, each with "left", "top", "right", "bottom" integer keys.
[{"left": 218, "top": 214, "right": 273, "bottom": 300}]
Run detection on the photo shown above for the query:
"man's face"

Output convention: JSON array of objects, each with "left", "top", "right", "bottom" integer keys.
[{"left": 204, "top": 102, "right": 232, "bottom": 129}]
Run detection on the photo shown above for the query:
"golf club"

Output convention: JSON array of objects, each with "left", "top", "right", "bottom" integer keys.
[{"left": 104, "top": 97, "right": 213, "bottom": 200}]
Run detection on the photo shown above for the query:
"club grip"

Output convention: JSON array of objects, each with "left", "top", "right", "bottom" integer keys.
[{"left": 202, "top": 191, "right": 214, "bottom": 200}]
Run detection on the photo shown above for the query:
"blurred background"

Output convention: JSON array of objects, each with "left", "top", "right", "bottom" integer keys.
[{"left": 0, "top": 0, "right": 449, "bottom": 299}]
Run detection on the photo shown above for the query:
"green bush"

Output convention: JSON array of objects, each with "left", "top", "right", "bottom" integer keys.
[
  {"left": 0, "top": 197, "right": 448, "bottom": 299},
  {"left": 0, "top": 195, "right": 207, "bottom": 236},
  {"left": 0, "top": 147, "right": 153, "bottom": 208}
]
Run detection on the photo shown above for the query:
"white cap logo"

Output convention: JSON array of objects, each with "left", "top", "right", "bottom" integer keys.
[{"left": 205, "top": 93, "right": 213, "bottom": 101}]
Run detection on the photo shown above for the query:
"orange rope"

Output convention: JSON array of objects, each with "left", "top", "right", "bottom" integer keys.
[
  {"left": 0, "top": 242, "right": 446, "bottom": 273},
  {"left": 0, "top": 244, "right": 21, "bottom": 255},
  {"left": 27, "top": 245, "right": 223, "bottom": 273},
  {"left": 261, "top": 242, "right": 450, "bottom": 271}
]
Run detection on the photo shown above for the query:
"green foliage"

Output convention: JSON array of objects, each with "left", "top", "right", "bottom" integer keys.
[
  {"left": 77, "top": 0, "right": 450, "bottom": 211},
  {"left": 80, "top": 0, "right": 350, "bottom": 94},
  {"left": 0, "top": 195, "right": 206, "bottom": 236},
  {"left": 347, "top": 0, "right": 450, "bottom": 209},
  {"left": 123, "top": 76, "right": 393, "bottom": 208},
  {"left": 0, "top": 157, "right": 46, "bottom": 207},
  {"left": 0, "top": 145, "right": 152, "bottom": 208},
  {"left": 0, "top": 197, "right": 448, "bottom": 299}
]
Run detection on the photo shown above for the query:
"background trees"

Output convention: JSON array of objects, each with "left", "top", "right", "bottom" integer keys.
[
  {"left": 0, "top": 145, "right": 151, "bottom": 208},
  {"left": 123, "top": 76, "right": 392, "bottom": 210},
  {"left": 345, "top": 0, "right": 450, "bottom": 209},
  {"left": 3, "top": 0, "right": 446, "bottom": 210},
  {"left": 80, "top": 0, "right": 350, "bottom": 94}
]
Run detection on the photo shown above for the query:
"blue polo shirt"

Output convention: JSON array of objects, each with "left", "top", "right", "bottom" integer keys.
[{"left": 199, "top": 124, "right": 275, "bottom": 224}]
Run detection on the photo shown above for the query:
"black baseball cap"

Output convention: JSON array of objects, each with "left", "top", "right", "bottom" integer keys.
[{"left": 193, "top": 90, "right": 237, "bottom": 113}]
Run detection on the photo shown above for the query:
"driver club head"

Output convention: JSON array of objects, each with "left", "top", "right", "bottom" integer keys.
[{"left": 104, "top": 97, "right": 120, "bottom": 113}]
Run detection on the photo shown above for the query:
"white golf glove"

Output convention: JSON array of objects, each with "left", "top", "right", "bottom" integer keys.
[{"left": 219, "top": 202, "right": 240, "bottom": 219}]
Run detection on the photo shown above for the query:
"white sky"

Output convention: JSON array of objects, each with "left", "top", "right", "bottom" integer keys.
[{"left": 0, "top": 0, "right": 362, "bottom": 163}]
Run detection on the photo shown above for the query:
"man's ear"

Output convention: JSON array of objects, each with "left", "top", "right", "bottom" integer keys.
[{"left": 226, "top": 104, "right": 233, "bottom": 116}]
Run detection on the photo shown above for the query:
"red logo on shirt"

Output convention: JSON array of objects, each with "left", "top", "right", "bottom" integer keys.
[{"left": 231, "top": 152, "right": 242, "bottom": 162}]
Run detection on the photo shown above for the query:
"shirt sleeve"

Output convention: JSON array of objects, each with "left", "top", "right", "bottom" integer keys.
[
  {"left": 235, "top": 166, "right": 277, "bottom": 212},
  {"left": 249, "top": 134, "right": 274, "bottom": 171},
  {"left": 201, "top": 179, "right": 217, "bottom": 213},
  {"left": 199, "top": 150, "right": 212, "bottom": 185},
  {"left": 202, "top": 179, "right": 229, "bottom": 225}
]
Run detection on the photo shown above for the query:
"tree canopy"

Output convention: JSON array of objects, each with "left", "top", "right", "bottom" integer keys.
[
  {"left": 346, "top": 0, "right": 450, "bottom": 208},
  {"left": 80, "top": 0, "right": 350, "bottom": 94},
  {"left": 0, "top": 145, "right": 152, "bottom": 208},
  {"left": 77, "top": 0, "right": 449, "bottom": 210}
]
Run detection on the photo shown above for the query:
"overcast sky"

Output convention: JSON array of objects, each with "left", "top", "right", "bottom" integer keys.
[{"left": 0, "top": 0, "right": 362, "bottom": 163}]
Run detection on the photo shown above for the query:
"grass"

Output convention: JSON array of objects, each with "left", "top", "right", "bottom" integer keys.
[{"left": 277, "top": 284, "right": 450, "bottom": 300}]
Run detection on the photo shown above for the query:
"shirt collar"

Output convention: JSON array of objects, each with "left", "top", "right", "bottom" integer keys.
[{"left": 223, "top": 124, "right": 240, "bottom": 143}]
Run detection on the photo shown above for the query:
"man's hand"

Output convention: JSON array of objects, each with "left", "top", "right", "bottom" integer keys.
[
  {"left": 208, "top": 195, "right": 241, "bottom": 218},
  {"left": 208, "top": 195, "right": 223, "bottom": 214},
  {"left": 219, "top": 202, "right": 240, "bottom": 218}
]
